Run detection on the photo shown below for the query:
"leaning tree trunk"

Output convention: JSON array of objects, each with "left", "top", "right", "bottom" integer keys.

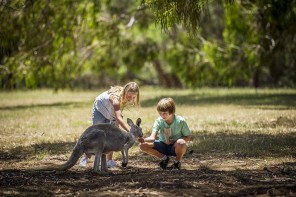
[{"left": 152, "top": 59, "right": 182, "bottom": 88}]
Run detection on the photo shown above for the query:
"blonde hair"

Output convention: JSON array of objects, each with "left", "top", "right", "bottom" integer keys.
[
  {"left": 108, "top": 82, "right": 140, "bottom": 110},
  {"left": 157, "top": 97, "right": 176, "bottom": 114}
]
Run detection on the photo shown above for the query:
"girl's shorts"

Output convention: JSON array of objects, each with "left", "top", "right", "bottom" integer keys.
[{"left": 92, "top": 106, "right": 116, "bottom": 126}]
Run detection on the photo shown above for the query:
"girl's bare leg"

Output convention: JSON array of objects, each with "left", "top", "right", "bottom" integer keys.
[{"left": 107, "top": 152, "right": 113, "bottom": 160}]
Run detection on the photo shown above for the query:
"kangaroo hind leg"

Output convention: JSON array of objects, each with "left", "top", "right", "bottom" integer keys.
[
  {"left": 101, "top": 154, "right": 107, "bottom": 172},
  {"left": 121, "top": 147, "right": 128, "bottom": 167},
  {"left": 93, "top": 150, "right": 102, "bottom": 173}
]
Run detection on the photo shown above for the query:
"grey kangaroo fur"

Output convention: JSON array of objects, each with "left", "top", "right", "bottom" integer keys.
[{"left": 28, "top": 118, "right": 143, "bottom": 173}]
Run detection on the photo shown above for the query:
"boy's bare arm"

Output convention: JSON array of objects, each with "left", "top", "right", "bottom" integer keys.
[{"left": 138, "top": 131, "right": 157, "bottom": 143}]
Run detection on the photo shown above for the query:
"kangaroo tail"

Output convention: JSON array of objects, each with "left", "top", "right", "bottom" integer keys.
[
  {"left": 59, "top": 143, "right": 84, "bottom": 170},
  {"left": 25, "top": 143, "right": 84, "bottom": 172}
]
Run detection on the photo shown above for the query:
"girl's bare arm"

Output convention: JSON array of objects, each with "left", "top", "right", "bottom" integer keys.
[{"left": 111, "top": 97, "right": 130, "bottom": 132}]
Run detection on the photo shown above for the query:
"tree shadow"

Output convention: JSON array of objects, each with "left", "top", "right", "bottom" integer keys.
[
  {"left": 0, "top": 141, "right": 77, "bottom": 161},
  {"left": 1, "top": 133, "right": 296, "bottom": 196},
  {"left": 1, "top": 161, "right": 295, "bottom": 196},
  {"left": 1, "top": 130, "right": 295, "bottom": 195},
  {"left": 0, "top": 101, "right": 89, "bottom": 111},
  {"left": 141, "top": 92, "right": 296, "bottom": 109},
  {"left": 1, "top": 130, "right": 296, "bottom": 162},
  {"left": 188, "top": 131, "right": 296, "bottom": 158}
]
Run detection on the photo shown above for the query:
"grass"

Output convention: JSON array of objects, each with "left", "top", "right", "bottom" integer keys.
[{"left": 0, "top": 87, "right": 296, "bottom": 169}]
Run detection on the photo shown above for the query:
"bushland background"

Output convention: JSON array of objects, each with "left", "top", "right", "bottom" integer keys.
[{"left": 1, "top": 1, "right": 295, "bottom": 90}]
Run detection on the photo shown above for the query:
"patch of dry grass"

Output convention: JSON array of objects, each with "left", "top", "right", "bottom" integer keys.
[{"left": 0, "top": 87, "right": 295, "bottom": 171}]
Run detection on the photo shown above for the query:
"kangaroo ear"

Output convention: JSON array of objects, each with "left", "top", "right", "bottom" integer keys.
[
  {"left": 136, "top": 118, "right": 141, "bottom": 126},
  {"left": 127, "top": 118, "right": 134, "bottom": 126}
]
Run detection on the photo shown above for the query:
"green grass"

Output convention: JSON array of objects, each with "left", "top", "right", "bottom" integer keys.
[{"left": 0, "top": 87, "right": 296, "bottom": 168}]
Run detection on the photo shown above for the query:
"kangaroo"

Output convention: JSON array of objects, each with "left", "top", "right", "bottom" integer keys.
[{"left": 28, "top": 118, "right": 143, "bottom": 173}]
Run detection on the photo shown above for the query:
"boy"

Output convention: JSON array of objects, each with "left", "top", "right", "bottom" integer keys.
[{"left": 138, "top": 97, "right": 191, "bottom": 169}]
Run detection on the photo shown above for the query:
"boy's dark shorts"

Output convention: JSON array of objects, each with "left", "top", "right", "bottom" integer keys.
[{"left": 153, "top": 140, "right": 176, "bottom": 156}]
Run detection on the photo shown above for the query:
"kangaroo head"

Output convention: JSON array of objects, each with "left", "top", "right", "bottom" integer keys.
[{"left": 127, "top": 118, "right": 143, "bottom": 138}]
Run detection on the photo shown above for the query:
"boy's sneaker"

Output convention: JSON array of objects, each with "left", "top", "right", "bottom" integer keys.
[
  {"left": 107, "top": 160, "right": 116, "bottom": 168},
  {"left": 159, "top": 156, "right": 170, "bottom": 169},
  {"left": 172, "top": 161, "right": 181, "bottom": 170},
  {"left": 79, "top": 156, "right": 88, "bottom": 168}
]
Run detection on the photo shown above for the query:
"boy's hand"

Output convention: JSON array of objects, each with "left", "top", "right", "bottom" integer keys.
[{"left": 138, "top": 137, "right": 145, "bottom": 143}]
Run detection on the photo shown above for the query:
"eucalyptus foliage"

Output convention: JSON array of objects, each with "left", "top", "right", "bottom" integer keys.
[
  {"left": 145, "top": 0, "right": 234, "bottom": 35},
  {"left": 1, "top": 0, "right": 99, "bottom": 90},
  {"left": 146, "top": 0, "right": 296, "bottom": 87},
  {"left": 0, "top": 0, "right": 295, "bottom": 90}
]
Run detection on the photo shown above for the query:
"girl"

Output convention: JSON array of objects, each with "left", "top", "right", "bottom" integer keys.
[{"left": 80, "top": 82, "right": 140, "bottom": 168}]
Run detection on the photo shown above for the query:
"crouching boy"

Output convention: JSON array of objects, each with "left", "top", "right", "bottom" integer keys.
[{"left": 138, "top": 97, "right": 191, "bottom": 170}]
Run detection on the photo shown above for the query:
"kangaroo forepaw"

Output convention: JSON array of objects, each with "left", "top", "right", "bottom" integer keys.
[{"left": 122, "top": 162, "right": 127, "bottom": 167}]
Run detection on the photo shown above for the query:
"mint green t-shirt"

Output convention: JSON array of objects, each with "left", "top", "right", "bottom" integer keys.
[{"left": 152, "top": 114, "right": 191, "bottom": 142}]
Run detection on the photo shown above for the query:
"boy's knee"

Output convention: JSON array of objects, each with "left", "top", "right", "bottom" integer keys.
[
  {"left": 176, "top": 139, "right": 186, "bottom": 145},
  {"left": 175, "top": 139, "right": 187, "bottom": 151}
]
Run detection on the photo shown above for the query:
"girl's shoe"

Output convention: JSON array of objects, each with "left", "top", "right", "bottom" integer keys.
[
  {"left": 79, "top": 156, "right": 88, "bottom": 167},
  {"left": 107, "top": 160, "right": 117, "bottom": 168}
]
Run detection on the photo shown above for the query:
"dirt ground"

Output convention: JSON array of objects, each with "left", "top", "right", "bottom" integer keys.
[{"left": 1, "top": 152, "right": 296, "bottom": 197}]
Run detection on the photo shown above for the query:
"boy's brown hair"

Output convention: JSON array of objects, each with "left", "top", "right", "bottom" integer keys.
[{"left": 157, "top": 97, "right": 176, "bottom": 114}]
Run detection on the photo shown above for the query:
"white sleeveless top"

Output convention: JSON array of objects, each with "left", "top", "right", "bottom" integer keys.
[{"left": 94, "top": 91, "right": 116, "bottom": 121}]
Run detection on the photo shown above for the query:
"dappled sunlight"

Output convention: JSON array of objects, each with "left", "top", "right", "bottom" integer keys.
[
  {"left": 189, "top": 131, "right": 296, "bottom": 157},
  {"left": 1, "top": 159, "right": 295, "bottom": 196},
  {"left": 140, "top": 88, "right": 296, "bottom": 108},
  {"left": 0, "top": 89, "right": 97, "bottom": 109},
  {"left": 1, "top": 88, "right": 295, "bottom": 196}
]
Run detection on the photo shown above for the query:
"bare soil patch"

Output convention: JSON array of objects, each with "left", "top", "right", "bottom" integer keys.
[{"left": 1, "top": 153, "right": 296, "bottom": 197}]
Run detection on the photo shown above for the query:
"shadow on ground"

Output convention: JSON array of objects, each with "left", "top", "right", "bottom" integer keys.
[
  {"left": 1, "top": 129, "right": 295, "bottom": 163},
  {"left": 1, "top": 160, "right": 295, "bottom": 196},
  {"left": 0, "top": 141, "right": 76, "bottom": 161},
  {"left": 0, "top": 101, "right": 89, "bottom": 111},
  {"left": 189, "top": 131, "right": 296, "bottom": 158},
  {"left": 141, "top": 92, "right": 296, "bottom": 109},
  {"left": 1, "top": 131, "right": 296, "bottom": 196}
]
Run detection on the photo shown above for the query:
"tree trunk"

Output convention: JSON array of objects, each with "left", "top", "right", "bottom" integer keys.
[{"left": 152, "top": 59, "right": 182, "bottom": 88}]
